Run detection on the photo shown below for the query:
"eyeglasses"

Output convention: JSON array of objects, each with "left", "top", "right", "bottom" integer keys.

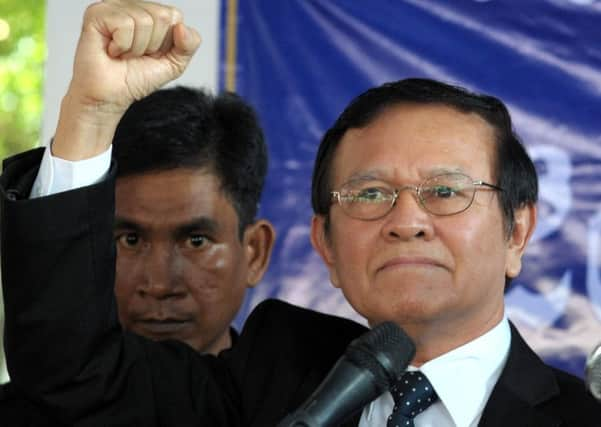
[{"left": 330, "top": 172, "right": 503, "bottom": 220}]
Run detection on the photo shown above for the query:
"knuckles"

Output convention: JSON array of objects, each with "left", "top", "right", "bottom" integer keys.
[
  {"left": 83, "top": 1, "right": 183, "bottom": 33},
  {"left": 154, "top": 6, "right": 178, "bottom": 26}
]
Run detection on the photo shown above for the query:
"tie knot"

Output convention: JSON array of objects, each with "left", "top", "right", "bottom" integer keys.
[{"left": 388, "top": 371, "right": 438, "bottom": 426}]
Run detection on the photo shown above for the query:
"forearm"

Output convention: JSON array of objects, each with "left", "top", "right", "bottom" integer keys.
[
  {"left": 2, "top": 159, "right": 174, "bottom": 424},
  {"left": 1, "top": 157, "right": 119, "bottom": 397},
  {"left": 51, "top": 91, "right": 123, "bottom": 161}
]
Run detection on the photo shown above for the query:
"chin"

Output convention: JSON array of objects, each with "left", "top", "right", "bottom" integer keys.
[{"left": 362, "top": 297, "right": 448, "bottom": 328}]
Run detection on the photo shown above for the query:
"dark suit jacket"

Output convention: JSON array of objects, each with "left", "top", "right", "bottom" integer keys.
[{"left": 1, "top": 148, "right": 599, "bottom": 426}]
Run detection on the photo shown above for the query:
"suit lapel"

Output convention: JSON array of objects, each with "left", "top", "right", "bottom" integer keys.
[
  {"left": 291, "top": 369, "right": 363, "bottom": 427},
  {"left": 340, "top": 412, "right": 361, "bottom": 427},
  {"left": 478, "top": 323, "right": 562, "bottom": 427}
]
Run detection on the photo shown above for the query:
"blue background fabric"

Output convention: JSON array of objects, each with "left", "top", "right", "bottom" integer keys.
[{"left": 221, "top": 0, "right": 601, "bottom": 378}]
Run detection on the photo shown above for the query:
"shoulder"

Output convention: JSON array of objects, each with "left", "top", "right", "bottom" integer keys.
[
  {"left": 240, "top": 298, "right": 367, "bottom": 350},
  {"left": 547, "top": 366, "right": 601, "bottom": 422},
  {"left": 233, "top": 298, "right": 368, "bottom": 376},
  {"left": 224, "top": 299, "right": 367, "bottom": 424},
  {"left": 248, "top": 298, "right": 364, "bottom": 330},
  {"left": 502, "top": 324, "right": 601, "bottom": 424}
]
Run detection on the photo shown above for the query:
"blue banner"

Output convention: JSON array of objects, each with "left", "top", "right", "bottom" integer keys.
[{"left": 221, "top": 0, "right": 601, "bottom": 378}]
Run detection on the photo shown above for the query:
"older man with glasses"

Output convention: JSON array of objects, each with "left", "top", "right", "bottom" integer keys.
[
  {"left": 309, "top": 78, "right": 545, "bottom": 426},
  {"left": 0, "top": 1, "right": 599, "bottom": 425}
]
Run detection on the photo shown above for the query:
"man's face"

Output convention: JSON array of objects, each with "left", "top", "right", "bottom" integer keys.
[
  {"left": 114, "top": 168, "right": 271, "bottom": 355},
  {"left": 312, "top": 104, "right": 534, "bottom": 342}
]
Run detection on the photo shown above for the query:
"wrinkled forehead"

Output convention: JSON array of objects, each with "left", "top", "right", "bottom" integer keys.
[{"left": 330, "top": 103, "right": 498, "bottom": 187}]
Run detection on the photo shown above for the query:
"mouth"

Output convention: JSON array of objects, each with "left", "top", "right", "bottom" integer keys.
[
  {"left": 377, "top": 256, "right": 446, "bottom": 273},
  {"left": 134, "top": 318, "right": 193, "bottom": 337}
]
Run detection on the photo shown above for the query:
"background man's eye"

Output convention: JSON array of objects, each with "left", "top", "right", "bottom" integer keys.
[
  {"left": 188, "top": 235, "right": 208, "bottom": 248},
  {"left": 118, "top": 233, "right": 139, "bottom": 247}
]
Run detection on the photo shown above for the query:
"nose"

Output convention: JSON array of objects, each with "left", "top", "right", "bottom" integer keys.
[
  {"left": 138, "top": 245, "right": 186, "bottom": 299},
  {"left": 380, "top": 188, "right": 435, "bottom": 241}
]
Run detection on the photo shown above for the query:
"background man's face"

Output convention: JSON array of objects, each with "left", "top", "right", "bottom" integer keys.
[
  {"left": 313, "top": 104, "right": 526, "bottom": 340},
  {"left": 114, "top": 168, "right": 253, "bottom": 354}
]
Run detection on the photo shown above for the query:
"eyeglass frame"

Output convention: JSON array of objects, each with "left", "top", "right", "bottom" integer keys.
[{"left": 330, "top": 172, "right": 504, "bottom": 220}]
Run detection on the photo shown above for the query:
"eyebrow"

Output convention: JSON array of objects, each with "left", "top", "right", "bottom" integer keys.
[
  {"left": 425, "top": 166, "right": 465, "bottom": 176},
  {"left": 114, "top": 216, "right": 220, "bottom": 238},
  {"left": 343, "top": 170, "right": 386, "bottom": 185},
  {"left": 174, "top": 217, "right": 220, "bottom": 239},
  {"left": 343, "top": 166, "right": 467, "bottom": 185},
  {"left": 114, "top": 217, "right": 141, "bottom": 231}
]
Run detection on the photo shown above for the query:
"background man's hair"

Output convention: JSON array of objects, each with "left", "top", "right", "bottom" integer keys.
[{"left": 113, "top": 86, "right": 268, "bottom": 237}]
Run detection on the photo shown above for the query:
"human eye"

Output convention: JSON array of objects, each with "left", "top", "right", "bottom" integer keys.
[
  {"left": 429, "top": 185, "right": 457, "bottom": 199},
  {"left": 116, "top": 232, "right": 140, "bottom": 249},
  {"left": 346, "top": 186, "right": 393, "bottom": 204},
  {"left": 185, "top": 234, "right": 210, "bottom": 249},
  {"left": 422, "top": 174, "right": 471, "bottom": 200}
]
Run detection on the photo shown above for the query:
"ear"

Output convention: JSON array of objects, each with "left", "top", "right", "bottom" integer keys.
[
  {"left": 242, "top": 219, "right": 276, "bottom": 287},
  {"left": 505, "top": 203, "right": 537, "bottom": 279},
  {"left": 310, "top": 214, "right": 340, "bottom": 288}
]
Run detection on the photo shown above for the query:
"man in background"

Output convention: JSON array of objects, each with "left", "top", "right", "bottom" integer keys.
[
  {"left": 110, "top": 86, "right": 275, "bottom": 355},
  {"left": 1, "top": 48, "right": 274, "bottom": 427}
]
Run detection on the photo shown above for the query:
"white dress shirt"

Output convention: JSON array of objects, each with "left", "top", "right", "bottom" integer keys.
[
  {"left": 30, "top": 144, "right": 112, "bottom": 198},
  {"left": 359, "top": 317, "right": 511, "bottom": 427}
]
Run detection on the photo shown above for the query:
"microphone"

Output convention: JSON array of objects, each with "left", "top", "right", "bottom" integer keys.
[
  {"left": 586, "top": 343, "right": 601, "bottom": 401},
  {"left": 277, "top": 321, "right": 415, "bottom": 427}
]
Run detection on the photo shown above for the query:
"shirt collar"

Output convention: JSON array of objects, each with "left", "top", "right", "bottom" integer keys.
[{"left": 416, "top": 316, "right": 511, "bottom": 427}]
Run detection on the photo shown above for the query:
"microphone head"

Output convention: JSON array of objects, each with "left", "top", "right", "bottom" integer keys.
[
  {"left": 276, "top": 322, "right": 416, "bottom": 427},
  {"left": 346, "top": 321, "right": 415, "bottom": 391},
  {"left": 586, "top": 343, "right": 601, "bottom": 401}
]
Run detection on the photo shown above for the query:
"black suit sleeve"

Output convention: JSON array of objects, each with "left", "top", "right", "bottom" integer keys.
[{"left": 0, "top": 149, "right": 241, "bottom": 426}]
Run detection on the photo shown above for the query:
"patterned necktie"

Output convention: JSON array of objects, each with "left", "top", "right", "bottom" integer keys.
[{"left": 387, "top": 371, "right": 439, "bottom": 427}]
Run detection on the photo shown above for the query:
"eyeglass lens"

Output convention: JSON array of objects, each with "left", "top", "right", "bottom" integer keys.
[{"left": 336, "top": 173, "right": 478, "bottom": 219}]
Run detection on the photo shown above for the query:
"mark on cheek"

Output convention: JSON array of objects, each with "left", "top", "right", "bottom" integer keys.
[
  {"left": 203, "top": 244, "right": 229, "bottom": 271},
  {"left": 214, "top": 258, "right": 226, "bottom": 269}
]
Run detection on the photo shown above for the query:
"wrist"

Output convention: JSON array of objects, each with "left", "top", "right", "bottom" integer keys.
[{"left": 52, "top": 92, "right": 125, "bottom": 161}]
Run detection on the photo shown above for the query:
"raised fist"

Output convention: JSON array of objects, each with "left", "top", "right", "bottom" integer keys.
[
  {"left": 71, "top": 0, "right": 201, "bottom": 113},
  {"left": 53, "top": 0, "right": 201, "bottom": 160}
]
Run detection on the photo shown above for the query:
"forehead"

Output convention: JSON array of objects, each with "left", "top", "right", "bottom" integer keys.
[
  {"left": 115, "top": 168, "right": 238, "bottom": 229},
  {"left": 333, "top": 103, "right": 497, "bottom": 185}
]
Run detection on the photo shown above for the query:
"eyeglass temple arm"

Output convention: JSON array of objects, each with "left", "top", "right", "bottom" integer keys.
[{"left": 474, "top": 181, "right": 504, "bottom": 192}]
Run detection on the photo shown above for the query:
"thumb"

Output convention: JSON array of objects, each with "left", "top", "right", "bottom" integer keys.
[{"left": 171, "top": 23, "right": 202, "bottom": 65}]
